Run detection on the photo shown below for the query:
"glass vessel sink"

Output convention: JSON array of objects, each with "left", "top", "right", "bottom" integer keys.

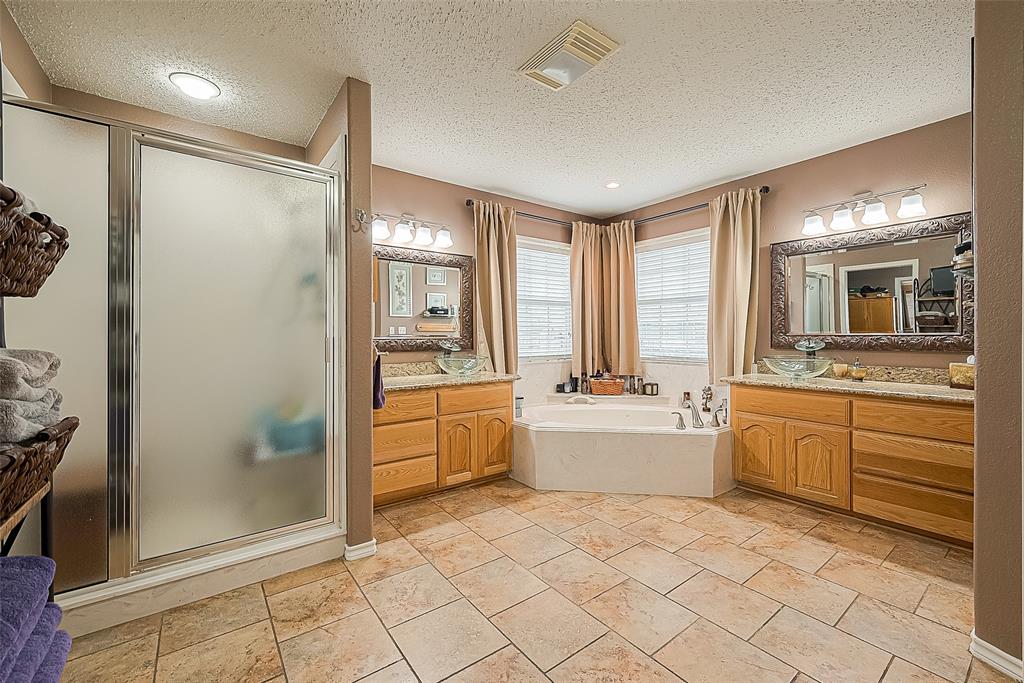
[
  {"left": 436, "top": 353, "right": 488, "bottom": 375},
  {"left": 762, "top": 356, "right": 834, "bottom": 379}
]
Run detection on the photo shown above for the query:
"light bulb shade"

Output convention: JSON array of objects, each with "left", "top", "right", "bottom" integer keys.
[
  {"left": 802, "top": 212, "right": 826, "bottom": 236},
  {"left": 896, "top": 192, "right": 927, "bottom": 218},
  {"left": 829, "top": 206, "right": 856, "bottom": 231},
  {"left": 393, "top": 221, "right": 414, "bottom": 243},
  {"left": 169, "top": 72, "right": 221, "bottom": 99},
  {"left": 861, "top": 199, "right": 890, "bottom": 225},
  {"left": 371, "top": 216, "right": 391, "bottom": 240},
  {"left": 433, "top": 228, "right": 454, "bottom": 249},
  {"left": 413, "top": 225, "right": 434, "bottom": 246}
]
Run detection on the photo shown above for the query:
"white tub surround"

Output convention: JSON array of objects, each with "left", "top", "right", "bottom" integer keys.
[{"left": 513, "top": 402, "right": 733, "bottom": 497}]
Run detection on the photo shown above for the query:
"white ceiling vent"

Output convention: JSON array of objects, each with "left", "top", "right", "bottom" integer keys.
[{"left": 519, "top": 20, "right": 619, "bottom": 91}]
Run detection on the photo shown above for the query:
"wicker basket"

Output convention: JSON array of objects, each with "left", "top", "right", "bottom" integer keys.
[
  {"left": 0, "top": 187, "right": 70, "bottom": 298},
  {"left": 589, "top": 378, "right": 625, "bottom": 395},
  {"left": 0, "top": 417, "right": 79, "bottom": 524}
]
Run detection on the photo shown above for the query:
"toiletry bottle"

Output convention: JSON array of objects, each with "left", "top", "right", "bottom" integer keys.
[{"left": 581, "top": 373, "right": 589, "bottom": 394}]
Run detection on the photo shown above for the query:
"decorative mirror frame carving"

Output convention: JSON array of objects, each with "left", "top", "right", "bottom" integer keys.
[
  {"left": 373, "top": 245, "right": 474, "bottom": 352},
  {"left": 770, "top": 212, "right": 973, "bottom": 352}
]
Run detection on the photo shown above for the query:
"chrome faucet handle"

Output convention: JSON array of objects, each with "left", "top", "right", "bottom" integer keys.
[
  {"left": 670, "top": 411, "right": 686, "bottom": 430},
  {"left": 709, "top": 411, "right": 721, "bottom": 427}
]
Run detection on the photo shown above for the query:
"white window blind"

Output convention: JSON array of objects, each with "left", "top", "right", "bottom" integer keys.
[
  {"left": 636, "top": 231, "right": 711, "bottom": 361},
  {"left": 517, "top": 237, "right": 572, "bottom": 358}
]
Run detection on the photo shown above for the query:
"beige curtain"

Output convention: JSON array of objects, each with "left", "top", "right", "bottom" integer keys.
[
  {"left": 708, "top": 188, "right": 762, "bottom": 382},
  {"left": 570, "top": 220, "right": 642, "bottom": 376},
  {"left": 473, "top": 201, "right": 518, "bottom": 374}
]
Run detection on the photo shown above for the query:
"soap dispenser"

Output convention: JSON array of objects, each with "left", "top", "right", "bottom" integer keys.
[{"left": 849, "top": 358, "right": 867, "bottom": 382}]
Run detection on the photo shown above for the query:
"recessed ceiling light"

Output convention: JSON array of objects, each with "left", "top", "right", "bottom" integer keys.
[
  {"left": 605, "top": 181, "right": 620, "bottom": 189},
  {"left": 169, "top": 72, "right": 221, "bottom": 100}
]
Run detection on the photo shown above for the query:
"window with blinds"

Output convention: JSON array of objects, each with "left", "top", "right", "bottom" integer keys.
[
  {"left": 517, "top": 237, "right": 572, "bottom": 358},
  {"left": 636, "top": 230, "right": 711, "bottom": 361}
]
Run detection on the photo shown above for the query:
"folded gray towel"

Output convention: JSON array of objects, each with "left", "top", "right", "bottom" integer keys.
[
  {"left": 0, "top": 389, "right": 61, "bottom": 444},
  {"left": 0, "top": 350, "right": 60, "bottom": 402}
]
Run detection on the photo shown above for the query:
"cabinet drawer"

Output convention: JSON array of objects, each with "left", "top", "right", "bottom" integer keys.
[
  {"left": 852, "top": 472, "right": 973, "bottom": 542},
  {"left": 853, "top": 431, "right": 973, "bottom": 494},
  {"left": 438, "top": 383, "right": 511, "bottom": 415},
  {"left": 732, "top": 386, "right": 850, "bottom": 426},
  {"left": 853, "top": 399, "right": 973, "bottom": 444},
  {"left": 373, "top": 455, "right": 437, "bottom": 496},
  {"left": 373, "top": 419, "right": 436, "bottom": 464},
  {"left": 373, "top": 389, "right": 437, "bottom": 425}
]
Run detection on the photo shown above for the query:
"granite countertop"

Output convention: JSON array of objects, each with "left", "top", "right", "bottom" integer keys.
[
  {"left": 383, "top": 372, "right": 517, "bottom": 392},
  {"left": 721, "top": 373, "right": 975, "bottom": 404}
]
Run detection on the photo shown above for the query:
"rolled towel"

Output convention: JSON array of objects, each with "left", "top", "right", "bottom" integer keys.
[
  {"left": 7, "top": 603, "right": 61, "bottom": 683},
  {"left": 29, "top": 631, "right": 69, "bottom": 683},
  {"left": 0, "top": 389, "right": 62, "bottom": 444},
  {"left": 0, "top": 350, "right": 60, "bottom": 402},
  {"left": 0, "top": 557, "right": 55, "bottom": 681}
]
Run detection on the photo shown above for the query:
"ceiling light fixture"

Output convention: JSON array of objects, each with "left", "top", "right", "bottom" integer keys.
[
  {"left": 605, "top": 181, "right": 620, "bottom": 189},
  {"left": 168, "top": 72, "right": 221, "bottom": 100},
  {"left": 393, "top": 218, "right": 414, "bottom": 244},
  {"left": 896, "top": 190, "right": 928, "bottom": 218},
  {"left": 371, "top": 216, "right": 391, "bottom": 240},
  {"left": 861, "top": 198, "right": 890, "bottom": 225},
  {"left": 413, "top": 225, "right": 434, "bottom": 246},
  {"left": 802, "top": 212, "right": 826, "bottom": 236},
  {"left": 519, "top": 20, "right": 620, "bottom": 91}
]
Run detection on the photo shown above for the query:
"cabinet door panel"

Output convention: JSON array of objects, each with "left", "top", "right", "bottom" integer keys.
[
  {"left": 438, "top": 413, "right": 476, "bottom": 487},
  {"left": 476, "top": 407, "right": 512, "bottom": 477},
  {"left": 786, "top": 421, "right": 851, "bottom": 508},
  {"left": 732, "top": 412, "right": 786, "bottom": 491}
]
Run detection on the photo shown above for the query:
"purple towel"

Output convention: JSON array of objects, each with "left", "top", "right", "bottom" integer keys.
[
  {"left": 0, "top": 557, "right": 55, "bottom": 681},
  {"left": 29, "top": 631, "right": 69, "bottom": 683},
  {"left": 8, "top": 603, "right": 61, "bottom": 682},
  {"left": 373, "top": 354, "right": 386, "bottom": 410}
]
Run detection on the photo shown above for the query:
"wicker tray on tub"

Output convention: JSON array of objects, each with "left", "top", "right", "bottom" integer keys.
[
  {"left": 589, "top": 378, "right": 625, "bottom": 395},
  {"left": 0, "top": 417, "right": 79, "bottom": 525}
]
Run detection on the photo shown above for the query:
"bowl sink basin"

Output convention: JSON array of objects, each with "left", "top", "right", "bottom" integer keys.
[
  {"left": 436, "top": 353, "right": 488, "bottom": 375},
  {"left": 762, "top": 356, "right": 834, "bottom": 379}
]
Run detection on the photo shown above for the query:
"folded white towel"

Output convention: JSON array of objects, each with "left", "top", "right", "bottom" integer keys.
[
  {"left": 0, "top": 388, "right": 62, "bottom": 444},
  {"left": 0, "top": 350, "right": 60, "bottom": 401}
]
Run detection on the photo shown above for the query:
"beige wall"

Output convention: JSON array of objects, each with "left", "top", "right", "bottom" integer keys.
[
  {"left": 973, "top": 0, "right": 1022, "bottom": 661},
  {"left": 1, "top": 2, "right": 50, "bottom": 101},
  {"left": 612, "top": 114, "right": 973, "bottom": 369}
]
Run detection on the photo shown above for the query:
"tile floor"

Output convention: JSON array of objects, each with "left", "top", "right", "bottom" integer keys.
[{"left": 61, "top": 480, "right": 1012, "bottom": 683}]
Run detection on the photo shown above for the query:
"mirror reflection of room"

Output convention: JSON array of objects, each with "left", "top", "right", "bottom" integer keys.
[{"left": 373, "top": 259, "right": 461, "bottom": 338}]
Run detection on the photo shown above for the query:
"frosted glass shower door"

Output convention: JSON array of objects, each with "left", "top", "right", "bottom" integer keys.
[{"left": 137, "top": 143, "right": 331, "bottom": 562}]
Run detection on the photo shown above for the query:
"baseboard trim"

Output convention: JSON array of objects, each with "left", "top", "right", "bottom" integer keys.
[
  {"left": 344, "top": 538, "right": 377, "bottom": 560},
  {"left": 971, "top": 630, "right": 1024, "bottom": 681}
]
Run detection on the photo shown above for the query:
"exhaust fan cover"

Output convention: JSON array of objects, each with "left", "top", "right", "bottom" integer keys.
[{"left": 519, "top": 20, "right": 619, "bottom": 91}]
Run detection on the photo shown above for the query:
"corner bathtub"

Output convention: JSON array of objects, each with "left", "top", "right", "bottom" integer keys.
[{"left": 512, "top": 402, "right": 734, "bottom": 497}]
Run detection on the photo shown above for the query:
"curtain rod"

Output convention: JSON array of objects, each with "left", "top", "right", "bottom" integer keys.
[{"left": 465, "top": 185, "right": 769, "bottom": 230}]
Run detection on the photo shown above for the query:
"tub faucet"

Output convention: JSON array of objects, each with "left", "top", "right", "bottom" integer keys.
[
  {"left": 681, "top": 392, "right": 704, "bottom": 429},
  {"left": 710, "top": 399, "right": 729, "bottom": 427},
  {"left": 670, "top": 411, "right": 687, "bottom": 430}
]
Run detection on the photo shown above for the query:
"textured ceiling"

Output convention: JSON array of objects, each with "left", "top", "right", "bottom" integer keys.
[{"left": 7, "top": 1, "right": 973, "bottom": 217}]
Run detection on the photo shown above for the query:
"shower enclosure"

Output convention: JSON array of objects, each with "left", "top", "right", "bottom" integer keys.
[{"left": 2, "top": 98, "right": 343, "bottom": 593}]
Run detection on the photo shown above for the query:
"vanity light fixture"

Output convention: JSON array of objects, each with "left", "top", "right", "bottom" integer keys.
[
  {"left": 802, "top": 212, "right": 827, "bottom": 236},
  {"left": 896, "top": 190, "right": 928, "bottom": 218},
  {"left": 371, "top": 215, "right": 391, "bottom": 240},
  {"left": 168, "top": 72, "right": 221, "bottom": 100},
  {"left": 829, "top": 204, "right": 856, "bottom": 231},
  {"left": 413, "top": 225, "right": 435, "bottom": 246},
  {"left": 803, "top": 184, "right": 926, "bottom": 234},
  {"left": 605, "top": 181, "right": 621, "bottom": 189},
  {"left": 393, "top": 218, "right": 415, "bottom": 244},
  {"left": 861, "top": 197, "right": 890, "bottom": 225},
  {"left": 434, "top": 229, "right": 454, "bottom": 249}
]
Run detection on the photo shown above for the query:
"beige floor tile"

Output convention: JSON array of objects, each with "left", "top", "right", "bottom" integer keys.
[
  {"left": 67, "top": 613, "right": 161, "bottom": 660},
  {"left": 279, "top": 609, "right": 401, "bottom": 683},
  {"left": 636, "top": 495, "right": 708, "bottom": 522},
  {"left": 742, "top": 528, "right": 836, "bottom": 573},
  {"left": 745, "top": 560, "right": 856, "bottom": 625},
  {"left": 550, "top": 490, "right": 610, "bottom": 508},
  {"left": 374, "top": 512, "right": 402, "bottom": 542},
  {"left": 621, "top": 515, "right": 703, "bottom": 552},
  {"left": 755, "top": 496, "right": 801, "bottom": 513},
  {"left": 792, "top": 505, "right": 867, "bottom": 532},
  {"left": 704, "top": 489, "right": 761, "bottom": 514},
  {"left": 475, "top": 481, "right": 534, "bottom": 504},
  {"left": 361, "top": 563, "right": 462, "bottom": 627},
  {"left": 358, "top": 660, "right": 418, "bottom": 682},
  {"left": 461, "top": 506, "right": 534, "bottom": 540},
  {"left": 915, "top": 582, "right": 973, "bottom": 634},
  {"left": 420, "top": 531, "right": 503, "bottom": 576},
  {"left": 947, "top": 546, "right": 974, "bottom": 565},
  {"left": 655, "top": 618, "right": 796, "bottom": 683},
  {"left": 346, "top": 537, "right": 427, "bottom": 585},
  {"left": 861, "top": 524, "right": 953, "bottom": 558},
  {"left": 751, "top": 607, "right": 891, "bottom": 683},
  {"left": 667, "top": 569, "right": 780, "bottom": 639},
  {"left": 883, "top": 545, "right": 973, "bottom": 595},
  {"left": 676, "top": 534, "right": 770, "bottom": 583},
  {"left": 155, "top": 620, "right": 281, "bottom": 683},
  {"left": 522, "top": 502, "right": 594, "bottom": 534},
  {"left": 491, "top": 589, "right": 607, "bottom": 671},
  {"left": 683, "top": 508, "right": 765, "bottom": 544},
  {"left": 504, "top": 491, "right": 560, "bottom": 513},
  {"left": 548, "top": 632, "right": 679, "bottom": 682},
  {"left": 816, "top": 553, "right": 929, "bottom": 612},
  {"left": 267, "top": 571, "right": 369, "bottom": 640},
  {"left": 969, "top": 659, "right": 1019, "bottom": 682},
  {"left": 582, "top": 579, "right": 697, "bottom": 654},
  {"left": 739, "top": 504, "right": 822, "bottom": 534},
  {"left": 837, "top": 595, "right": 971, "bottom": 682},
  {"left": 605, "top": 542, "right": 701, "bottom": 593},
  {"left": 263, "top": 558, "right": 347, "bottom": 596},
  {"left": 883, "top": 658, "right": 951, "bottom": 682},
  {"left": 492, "top": 525, "right": 575, "bottom": 567},
  {"left": 390, "top": 599, "right": 509, "bottom": 683},
  {"left": 432, "top": 489, "right": 501, "bottom": 518},
  {"left": 445, "top": 645, "right": 548, "bottom": 682},
  {"left": 558, "top": 520, "right": 642, "bottom": 559},
  {"left": 579, "top": 498, "right": 651, "bottom": 527},
  {"left": 449, "top": 557, "right": 548, "bottom": 616},
  {"left": 379, "top": 498, "right": 443, "bottom": 525},
  {"left": 805, "top": 521, "right": 898, "bottom": 563},
  {"left": 62, "top": 632, "right": 158, "bottom": 683},
  {"left": 395, "top": 510, "right": 470, "bottom": 547},
  {"left": 532, "top": 549, "right": 628, "bottom": 604},
  {"left": 159, "top": 584, "right": 268, "bottom": 654},
  {"left": 609, "top": 492, "right": 652, "bottom": 504}
]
